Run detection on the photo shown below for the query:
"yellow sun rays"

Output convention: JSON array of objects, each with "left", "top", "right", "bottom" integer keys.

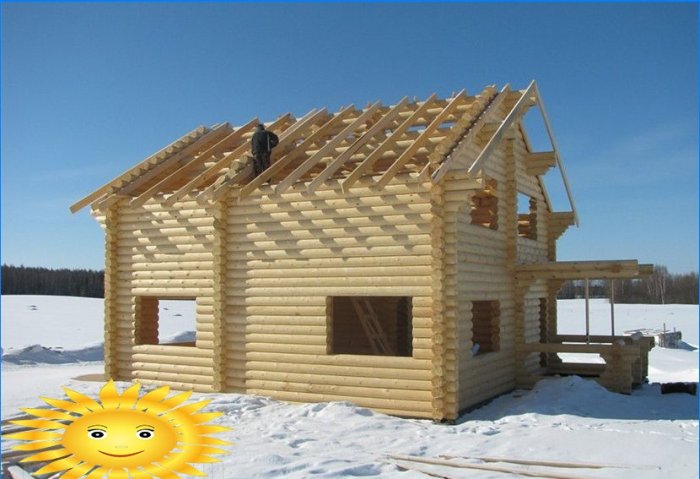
[{"left": 3, "top": 381, "right": 231, "bottom": 479}]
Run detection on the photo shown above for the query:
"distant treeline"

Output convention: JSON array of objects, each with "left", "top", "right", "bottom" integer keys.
[
  {"left": 2, "top": 263, "right": 697, "bottom": 304},
  {"left": 557, "top": 266, "right": 698, "bottom": 304},
  {"left": 2, "top": 265, "right": 104, "bottom": 298}
]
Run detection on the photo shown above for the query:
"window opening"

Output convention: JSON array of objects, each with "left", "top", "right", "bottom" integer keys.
[
  {"left": 471, "top": 300, "right": 500, "bottom": 355},
  {"left": 517, "top": 192, "right": 537, "bottom": 239},
  {"left": 135, "top": 297, "right": 196, "bottom": 346},
  {"left": 470, "top": 179, "right": 498, "bottom": 229},
  {"left": 329, "top": 296, "right": 412, "bottom": 356}
]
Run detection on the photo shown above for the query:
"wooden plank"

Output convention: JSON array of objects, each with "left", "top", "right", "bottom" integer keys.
[
  {"left": 515, "top": 260, "right": 648, "bottom": 280},
  {"left": 532, "top": 81, "right": 579, "bottom": 225},
  {"left": 308, "top": 97, "right": 408, "bottom": 191},
  {"left": 131, "top": 117, "right": 259, "bottom": 207},
  {"left": 165, "top": 114, "right": 292, "bottom": 206},
  {"left": 340, "top": 95, "right": 432, "bottom": 192},
  {"left": 428, "top": 86, "right": 505, "bottom": 184},
  {"left": 272, "top": 105, "right": 357, "bottom": 194},
  {"left": 69, "top": 125, "right": 208, "bottom": 213},
  {"left": 468, "top": 81, "right": 536, "bottom": 176},
  {"left": 388, "top": 454, "right": 608, "bottom": 479},
  {"left": 235, "top": 109, "right": 331, "bottom": 199},
  {"left": 376, "top": 88, "right": 468, "bottom": 187},
  {"left": 95, "top": 123, "right": 233, "bottom": 210},
  {"left": 440, "top": 454, "right": 641, "bottom": 470}
]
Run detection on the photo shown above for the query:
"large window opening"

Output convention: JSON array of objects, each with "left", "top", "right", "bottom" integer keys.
[
  {"left": 470, "top": 179, "right": 498, "bottom": 230},
  {"left": 329, "top": 296, "right": 412, "bottom": 356},
  {"left": 135, "top": 297, "right": 197, "bottom": 346},
  {"left": 471, "top": 300, "right": 500, "bottom": 355},
  {"left": 517, "top": 192, "right": 537, "bottom": 240}
]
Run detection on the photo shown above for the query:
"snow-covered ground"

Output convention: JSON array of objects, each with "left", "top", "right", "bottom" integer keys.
[{"left": 1, "top": 296, "right": 698, "bottom": 478}]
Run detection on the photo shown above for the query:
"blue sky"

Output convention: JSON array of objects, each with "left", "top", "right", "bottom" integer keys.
[{"left": 1, "top": 3, "right": 697, "bottom": 273}]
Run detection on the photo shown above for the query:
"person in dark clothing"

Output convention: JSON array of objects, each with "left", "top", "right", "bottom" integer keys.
[{"left": 251, "top": 124, "right": 279, "bottom": 177}]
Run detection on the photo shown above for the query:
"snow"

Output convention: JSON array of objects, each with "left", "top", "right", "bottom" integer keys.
[{"left": 1, "top": 296, "right": 698, "bottom": 478}]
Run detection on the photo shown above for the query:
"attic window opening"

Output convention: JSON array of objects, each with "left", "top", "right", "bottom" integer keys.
[
  {"left": 471, "top": 300, "right": 500, "bottom": 356},
  {"left": 470, "top": 179, "right": 498, "bottom": 230},
  {"left": 328, "top": 296, "right": 412, "bottom": 357},
  {"left": 517, "top": 192, "right": 537, "bottom": 240},
  {"left": 134, "top": 297, "right": 197, "bottom": 347}
]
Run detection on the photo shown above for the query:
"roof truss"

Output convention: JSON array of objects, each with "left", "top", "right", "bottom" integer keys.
[{"left": 71, "top": 82, "right": 578, "bottom": 218}]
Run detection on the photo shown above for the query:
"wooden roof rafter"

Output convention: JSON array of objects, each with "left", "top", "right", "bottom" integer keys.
[
  {"left": 129, "top": 118, "right": 260, "bottom": 208},
  {"left": 308, "top": 97, "right": 408, "bottom": 191},
  {"left": 206, "top": 108, "right": 328, "bottom": 202},
  {"left": 374, "top": 88, "right": 471, "bottom": 187},
  {"left": 340, "top": 94, "right": 439, "bottom": 193},
  {"left": 272, "top": 105, "right": 359, "bottom": 194},
  {"left": 428, "top": 85, "right": 506, "bottom": 184},
  {"left": 69, "top": 125, "right": 209, "bottom": 213},
  {"left": 467, "top": 81, "right": 536, "bottom": 176},
  {"left": 531, "top": 82, "right": 579, "bottom": 226},
  {"left": 94, "top": 123, "right": 234, "bottom": 211},
  {"left": 168, "top": 113, "right": 293, "bottom": 206}
]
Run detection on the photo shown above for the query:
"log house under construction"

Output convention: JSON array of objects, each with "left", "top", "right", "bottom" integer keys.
[{"left": 71, "top": 81, "right": 653, "bottom": 421}]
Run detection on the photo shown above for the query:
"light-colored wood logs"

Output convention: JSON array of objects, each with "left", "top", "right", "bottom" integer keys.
[{"left": 77, "top": 83, "right": 650, "bottom": 421}]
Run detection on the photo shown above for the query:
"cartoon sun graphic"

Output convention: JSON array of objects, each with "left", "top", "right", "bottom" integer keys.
[{"left": 4, "top": 381, "right": 230, "bottom": 479}]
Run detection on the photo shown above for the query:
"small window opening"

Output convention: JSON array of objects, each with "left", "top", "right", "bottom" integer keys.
[
  {"left": 329, "top": 296, "right": 412, "bottom": 356},
  {"left": 517, "top": 192, "right": 537, "bottom": 239},
  {"left": 471, "top": 300, "right": 500, "bottom": 355},
  {"left": 470, "top": 179, "right": 498, "bottom": 229},
  {"left": 135, "top": 297, "right": 196, "bottom": 346}
]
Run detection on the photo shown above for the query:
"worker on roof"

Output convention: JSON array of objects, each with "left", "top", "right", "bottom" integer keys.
[{"left": 251, "top": 123, "right": 279, "bottom": 177}]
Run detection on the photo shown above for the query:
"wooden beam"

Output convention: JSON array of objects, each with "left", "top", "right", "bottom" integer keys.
[
  {"left": 167, "top": 114, "right": 293, "bottom": 207},
  {"left": 532, "top": 81, "right": 579, "bottom": 226},
  {"left": 468, "top": 81, "right": 536, "bottom": 176},
  {"left": 429, "top": 86, "right": 506, "bottom": 184},
  {"left": 518, "top": 121, "right": 554, "bottom": 215},
  {"left": 374, "top": 89, "right": 470, "bottom": 189},
  {"left": 94, "top": 123, "right": 233, "bottom": 210},
  {"left": 223, "top": 108, "right": 330, "bottom": 201},
  {"left": 129, "top": 118, "right": 259, "bottom": 207},
  {"left": 516, "top": 260, "right": 649, "bottom": 280},
  {"left": 70, "top": 125, "right": 208, "bottom": 213},
  {"left": 309, "top": 97, "right": 408, "bottom": 191},
  {"left": 340, "top": 95, "right": 432, "bottom": 192},
  {"left": 525, "top": 151, "right": 557, "bottom": 176},
  {"left": 273, "top": 105, "right": 357, "bottom": 194},
  {"left": 548, "top": 211, "right": 576, "bottom": 240}
]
